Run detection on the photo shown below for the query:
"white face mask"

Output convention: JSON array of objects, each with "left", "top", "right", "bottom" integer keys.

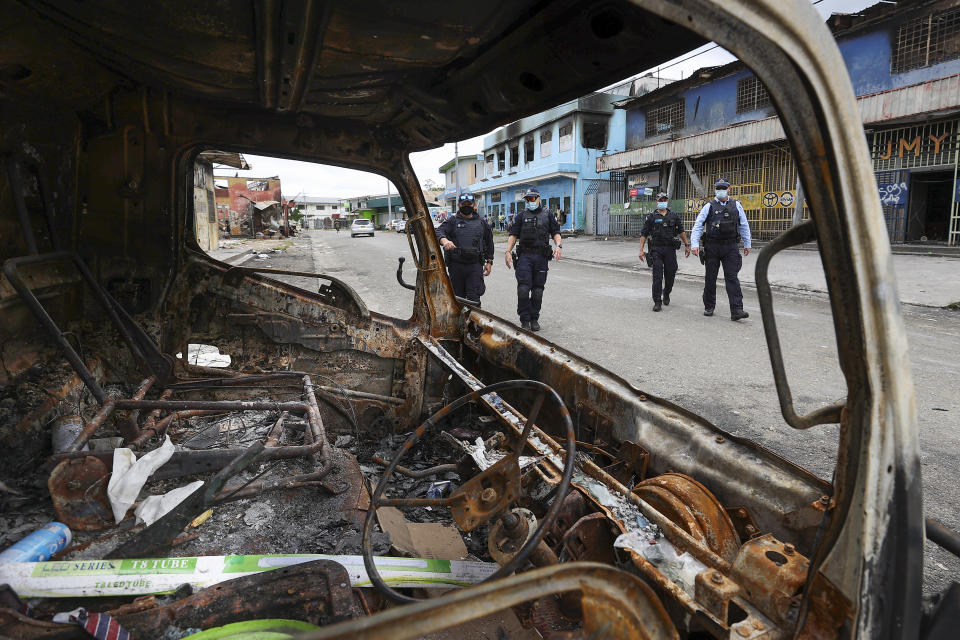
[
  {"left": 657, "top": 201, "right": 668, "bottom": 210},
  {"left": 525, "top": 199, "right": 539, "bottom": 211},
  {"left": 715, "top": 189, "right": 728, "bottom": 199}
]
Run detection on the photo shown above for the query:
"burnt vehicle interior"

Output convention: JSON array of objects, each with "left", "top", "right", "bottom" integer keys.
[{"left": 2, "top": 0, "right": 959, "bottom": 638}]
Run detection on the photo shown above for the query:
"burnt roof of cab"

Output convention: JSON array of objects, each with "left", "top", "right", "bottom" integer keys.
[{"left": 14, "top": 0, "right": 705, "bottom": 151}]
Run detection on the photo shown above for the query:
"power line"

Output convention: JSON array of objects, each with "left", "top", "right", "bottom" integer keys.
[{"left": 615, "top": 0, "right": 831, "bottom": 86}]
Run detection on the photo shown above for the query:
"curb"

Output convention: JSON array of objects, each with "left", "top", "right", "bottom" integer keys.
[{"left": 558, "top": 255, "right": 950, "bottom": 311}]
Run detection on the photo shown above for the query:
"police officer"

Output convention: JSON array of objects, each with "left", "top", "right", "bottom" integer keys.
[
  {"left": 436, "top": 193, "right": 494, "bottom": 305},
  {"left": 638, "top": 192, "right": 691, "bottom": 311},
  {"left": 690, "top": 178, "right": 752, "bottom": 321},
  {"left": 505, "top": 187, "right": 562, "bottom": 332}
]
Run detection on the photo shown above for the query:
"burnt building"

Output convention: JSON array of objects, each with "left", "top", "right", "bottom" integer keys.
[{"left": 598, "top": 0, "right": 960, "bottom": 245}]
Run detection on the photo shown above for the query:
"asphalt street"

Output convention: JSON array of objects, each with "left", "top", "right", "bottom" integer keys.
[{"left": 232, "top": 228, "right": 960, "bottom": 595}]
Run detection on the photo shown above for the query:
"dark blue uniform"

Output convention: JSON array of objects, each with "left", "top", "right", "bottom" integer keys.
[
  {"left": 640, "top": 209, "right": 684, "bottom": 303},
  {"left": 509, "top": 207, "right": 561, "bottom": 323},
  {"left": 436, "top": 209, "right": 494, "bottom": 304},
  {"left": 698, "top": 199, "right": 745, "bottom": 312}
]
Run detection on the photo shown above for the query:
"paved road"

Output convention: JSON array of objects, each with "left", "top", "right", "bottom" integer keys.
[{"left": 234, "top": 228, "right": 960, "bottom": 595}]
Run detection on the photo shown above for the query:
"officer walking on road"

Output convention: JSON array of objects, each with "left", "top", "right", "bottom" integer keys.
[
  {"left": 690, "top": 178, "right": 752, "bottom": 321},
  {"left": 436, "top": 193, "right": 494, "bottom": 305},
  {"left": 638, "top": 192, "right": 691, "bottom": 312},
  {"left": 505, "top": 187, "right": 562, "bottom": 332}
]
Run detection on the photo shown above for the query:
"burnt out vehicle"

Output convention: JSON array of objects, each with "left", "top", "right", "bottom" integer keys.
[{"left": 1, "top": 0, "right": 958, "bottom": 638}]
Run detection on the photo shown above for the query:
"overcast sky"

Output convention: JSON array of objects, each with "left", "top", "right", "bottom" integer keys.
[{"left": 215, "top": 0, "right": 881, "bottom": 200}]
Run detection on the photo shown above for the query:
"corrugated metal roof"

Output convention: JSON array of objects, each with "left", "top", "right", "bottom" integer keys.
[{"left": 598, "top": 73, "right": 960, "bottom": 172}]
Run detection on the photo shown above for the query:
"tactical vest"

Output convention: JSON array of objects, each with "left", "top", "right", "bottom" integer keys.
[
  {"left": 518, "top": 208, "right": 550, "bottom": 250},
  {"left": 446, "top": 213, "right": 484, "bottom": 263},
  {"left": 705, "top": 199, "right": 740, "bottom": 242},
  {"left": 649, "top": 210, "right": 679, "bottom": 244}
]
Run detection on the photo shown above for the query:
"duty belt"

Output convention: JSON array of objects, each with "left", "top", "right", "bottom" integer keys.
[
  {"left": 446, "top": 248, "right": 482, "bottom": 263},
  {"left": 517, "top": 246, "right": 552, "bottom": 258}
]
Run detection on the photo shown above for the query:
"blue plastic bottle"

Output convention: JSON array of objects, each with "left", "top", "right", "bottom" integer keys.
[{"left": 0, "top": 522, "right": 72, "bottom": 562}]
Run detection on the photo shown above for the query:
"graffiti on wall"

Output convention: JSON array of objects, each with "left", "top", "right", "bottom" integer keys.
[{"left": 878, "top": 181, "right": 908, "bottom": 206}]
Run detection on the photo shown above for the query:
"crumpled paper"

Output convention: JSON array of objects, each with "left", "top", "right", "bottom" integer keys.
[
  {"left": 107, "top": 436, "right": 176, "bottom": 523},
  {"left": 134, "top": 480, "right": 204, "bottom": 526}
]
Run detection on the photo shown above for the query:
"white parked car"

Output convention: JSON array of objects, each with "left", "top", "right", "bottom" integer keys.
[
  {"left": 395, "top": 219, "right": 407, "bottom": 232},
  {"left": 350, "top": 218, "right": 375, "bottom": 237}
]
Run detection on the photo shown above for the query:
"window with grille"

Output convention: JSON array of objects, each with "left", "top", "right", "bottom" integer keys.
[
  {"left": 644, "top": 100, "right": 685, "bottom": 137},
  {"left": 497, "top": 149, "right": 505, "bottom": 172},
  {"left": 485, "top": 154, "right": 494, "bottom": 176},
  {"left": 736, "top": 75, "right": 771, "bottom": 114},
  {"left": 892, "top": 7, "right": 960, "bottom": 73}
]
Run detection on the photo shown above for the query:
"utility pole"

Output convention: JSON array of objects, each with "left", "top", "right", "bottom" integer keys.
[
  {"left": 455, "top": 141, "right": 461, "bottom": 205},
  {"left": 387, "top": 179, "right": 393, "bottom": 225}
]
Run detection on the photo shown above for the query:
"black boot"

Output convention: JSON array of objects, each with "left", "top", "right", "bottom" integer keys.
[
  {"left": 530, "top": 320, "right": 541, "bottom": 332},
  {"left": 703, "top": 307, "right": 714, "bottom": 316},
  {"left": 663, "top": 292, "right": 670, "bottom": 306},
  {"left": 731, "top": 308, "right": 750, "bottom": 321},
  {"left": 653, "top": 301, "right": 662, "bottom": 312},
  {"left": 521, "top": 320, "right": 532, "bottom": 330}
]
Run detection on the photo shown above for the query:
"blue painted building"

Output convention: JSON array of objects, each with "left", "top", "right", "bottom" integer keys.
[
  {"left": 470, "top": 92, "right": 627, "bottom": 231},
  {"left": 599, "top": 0, "right": 960, "bottom": 244}
]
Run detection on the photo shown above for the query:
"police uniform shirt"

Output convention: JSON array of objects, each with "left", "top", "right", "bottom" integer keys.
[
  {"left": 640, "top": 209, "right": 684, "bottom": 242},
  {"left": 690, "top": 197, "right": 752, "bottom": 248},
  {"left": 508, "top": 207, "right": 561, "bottom": 241}
]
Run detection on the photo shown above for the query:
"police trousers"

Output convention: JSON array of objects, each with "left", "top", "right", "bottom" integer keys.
[
  {"left": 650, "top": 244, "right": 678, "bottom": 302},
  {"left": 447, "top": 261, "right": 485, "bottom": 304},
  {"left": 515, "top": 252, "right": 548, "bottom": 322},
  {"left": 702, "top": 241, "right": 743, "bottom": 311}
]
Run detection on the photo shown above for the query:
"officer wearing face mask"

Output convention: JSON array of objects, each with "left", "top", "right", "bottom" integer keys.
[
  {"left": 505, "top": 187, "right": 562, "bottom": 332},
  {"left": 638, "top": 192, "right": 691, "bottom": 312},
  {"left": 690, "top": 178, "right": 752, "bottom": 321},
  {"left": 437, "top": 193, "right": 494, "bottom": 305}
]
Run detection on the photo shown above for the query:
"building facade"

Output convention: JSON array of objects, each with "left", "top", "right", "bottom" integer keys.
[
  {"left": 470, "top": 93, "right": 627, "bottom": 231},
  {"left": 213, "top": 175, "right": 283, "bottom": 237},
  {"left": 438, "top": 154, "right": 483, "bottom": 211},
  {"left": 341, "top": 193, "right": 402, "bottom": 228},
  {"left": 597, "top": 0, "right": 960, "bottom": 245},
  {"left": 298, "top": 196, "right": 344, "bottom": 229}
]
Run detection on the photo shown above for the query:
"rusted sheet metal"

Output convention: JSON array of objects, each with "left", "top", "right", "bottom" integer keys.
[
  {"left": 633, "top": 473, "right": 741, "bottom": 563},
  {"left": 298, "top": 562, "right": 678, "bottom": 640},
  {"left": 730, "top": 534, "right": 809, "bottom": 626},
  {"left": 597, "top": 73, "right": 960, "bottom": 172}
]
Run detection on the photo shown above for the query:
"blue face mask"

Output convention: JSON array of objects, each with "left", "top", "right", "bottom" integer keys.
[
  {"left": 525, "top": 199, "right": 539, "bottom": 211},
  {"left": 657, "top": 201, "right": 668, "bottom": 210},
  {"left": 715, "top": 189, "right": 728, "bottom": 199}
]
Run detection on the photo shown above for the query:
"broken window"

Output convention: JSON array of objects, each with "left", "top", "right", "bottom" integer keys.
[
  {"left": 540, "top": 129, "right": 552, "bottom": 158},
  {"left": 509, "top": 143, "right": 519, "bottom": 168},
  {"left": 496, "top": 149, "right": 505, "bottom": 172},
  {"left": 582, "top": 117, "right": 609, "bottom": 149},
  {"left": 892, "top": 6, "right": 960, "bottom": 73},
  {"left": 645, "top": 99, "right": 685, "bottom": 137},
  {"left": 196, "top": 154, "right": 413, "bottom": 319},
  {"left": 736, "top": 75, "right": 771, "bottom": 113},
  {"left": 524, "top": 137, "right": 534, "bottom": 163},
  {"left": 485, "top": 153, "right": 494, "bottom": 176},
  {"left": 558, "top": 121, "right": 573, "bottom": 152}
]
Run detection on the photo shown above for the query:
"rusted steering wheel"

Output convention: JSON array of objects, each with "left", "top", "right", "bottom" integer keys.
[{"left": 362, "top": 380, "right": 576, "bottom": 603}]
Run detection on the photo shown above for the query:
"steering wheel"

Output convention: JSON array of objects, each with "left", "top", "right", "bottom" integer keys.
[{"left": 362, "top": 380, "right": 576, "bottom": 603}]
